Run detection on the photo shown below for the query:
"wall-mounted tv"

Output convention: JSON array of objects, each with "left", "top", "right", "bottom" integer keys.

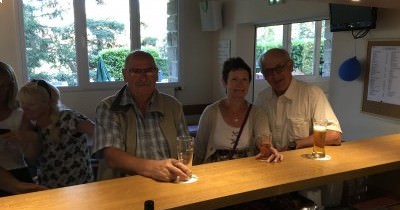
[{"left": 329, "top": 3, "right": 377, "bottom": 32}]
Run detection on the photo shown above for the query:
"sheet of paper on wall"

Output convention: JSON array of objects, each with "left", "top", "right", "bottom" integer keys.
[
  {"left": 218, "top": 40, "right": 230, "bottom": 64},
  {"left": 367, "top": 46, "right": 400, "bottom": 105}
]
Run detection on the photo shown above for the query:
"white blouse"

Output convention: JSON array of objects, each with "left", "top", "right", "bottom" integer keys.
[{"left": 212, "top": 107, "right": 250, "bottom": 150}]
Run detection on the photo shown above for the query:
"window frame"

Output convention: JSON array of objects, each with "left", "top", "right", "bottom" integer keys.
[
  {"left": 254, "top": 18, "right": 330, "bottom": 80},
  {"left": 17, "top": 0, "right": 181, "bottom": 92}
]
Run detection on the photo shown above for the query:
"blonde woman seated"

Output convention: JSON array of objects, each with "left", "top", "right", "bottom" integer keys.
[
  {"left": 193, "top": 57, "right": 283, "bottom": 165},
  {"left": 17, "top": 80, "right": 94, "bottom": 188}
]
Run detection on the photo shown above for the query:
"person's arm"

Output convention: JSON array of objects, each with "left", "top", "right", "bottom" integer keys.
[
  {"left": 294, "top": 86, "right": 342, "bottom": 149},
  {"left": 193, "top": 104, "right": 214, "bottom": 165},
  {"left": 0, "top": 167, "right": 47, "bottom": 194},
  {"left": 0, "top": 117, "right": 41, "bottom": 160},
  {"left": 103, "top": 147, "right": 191, "bottom": 182},
  {"left": 76, "top": 119, "right": 95, "bottom": 146}
]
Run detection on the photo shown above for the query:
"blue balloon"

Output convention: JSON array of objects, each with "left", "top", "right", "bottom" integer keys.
[{"left": 339, "top": 56, "right": 361, "bottom": 81}]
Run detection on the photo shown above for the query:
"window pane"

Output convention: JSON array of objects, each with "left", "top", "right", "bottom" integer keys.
[
  {"left": 86, "top": 0, "right": 131, "bottom": 83},
  {"left": 140, "top": 0, "right": 178, "bottom": 83},
  {"left": 290, "top": 21, "right": 315, "bottom": 76},
  {"left": 255, "top": 25, "right": 283, "bottom": 80},
  {"left": 321, "top": 20, "right": 331, "bottom": 77},
  {"left": 23, "top": 0, "right": 77, "bottom": 86}
]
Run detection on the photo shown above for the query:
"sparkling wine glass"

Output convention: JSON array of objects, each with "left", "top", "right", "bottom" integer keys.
[
  {"left": 176, "top": 136, "right": 198, "bottom": 183},
  {"left": 177, "top": 136, "right": 194, "bottom": 169}
]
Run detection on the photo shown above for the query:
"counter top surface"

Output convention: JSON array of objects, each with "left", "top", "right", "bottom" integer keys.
[{"left": 1, "top": 133, "right": 400, "bottom": 210}]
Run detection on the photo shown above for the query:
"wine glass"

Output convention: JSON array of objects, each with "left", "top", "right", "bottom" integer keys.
[{"left": 256, "top": 133, "right": 272, "bottom": 161}]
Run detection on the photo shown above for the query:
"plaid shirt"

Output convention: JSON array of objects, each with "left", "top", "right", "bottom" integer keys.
[{"left": 93, "top": 86, "right": 188, "bottom": 160}]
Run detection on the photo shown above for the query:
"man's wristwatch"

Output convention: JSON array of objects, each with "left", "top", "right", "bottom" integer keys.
[{"left": 288, "top": 140, "right": 297, "bottom": 150}]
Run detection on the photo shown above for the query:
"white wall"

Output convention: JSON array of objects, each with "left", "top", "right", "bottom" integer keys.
[
  {"left": 1, "top": 0, "right": 399, "bottom": 139},
  {"left": 0, "top": 0, "right": 25, "bottom": 85},
  {"left": 329, "top": 8, "right": 400, "bottom": 140}
]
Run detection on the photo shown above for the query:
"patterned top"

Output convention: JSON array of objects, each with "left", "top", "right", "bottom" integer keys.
[{"left": 36, "top": 110, "right": 93, "bottom": 188}]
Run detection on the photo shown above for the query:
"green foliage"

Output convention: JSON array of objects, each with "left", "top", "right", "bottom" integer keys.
[
  {"left": 99, "top": 48, "right": 130, "bottom": 81},
  {"left": 142, "top": 37, "right": 157, "bottom": 46},
  {"left": 254, "top": 41, "right": 282, "bottom": 73},
  {"left": 142, "top": 46, "right": 168, "bottom": 78},
  {"left": 291, "top": 40, "right": 316, "bottom": 75},
  {"left": 255, "top": 39, "right": 318, "bottom": 75},
  {"left": 23, "top": 1, "right": 170, "bottom": 85},
  {"left": 54, "top": 71, "right": 76, "bottom": 86},
  {"left": 86, "top": 19, "right": 125, "bottom": 55},
  {"left": 95, "top": 46, "right": 169, "bottom": 81},
  {"left": 23, "top": 1, "right": 128, "bottom": 84},
  {"left": 29, "top": 72, "right": 52, "bottom": 81}
]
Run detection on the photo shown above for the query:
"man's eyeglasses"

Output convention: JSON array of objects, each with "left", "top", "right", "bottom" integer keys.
[
  {"left": 124, "top": 67, "right": 158, "bottom": 76},
  {"left": 262, "top": 60, "right": 291, "bottom": 77}
]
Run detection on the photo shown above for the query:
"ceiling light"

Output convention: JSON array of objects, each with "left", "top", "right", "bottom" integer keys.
[{"left": 267, "top": 0, "right": 285, "bottom": 6}]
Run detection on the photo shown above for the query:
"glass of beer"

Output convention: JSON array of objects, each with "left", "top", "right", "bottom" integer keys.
[{"left": 312, "top": 119, "right": 328, "bottom": 158}]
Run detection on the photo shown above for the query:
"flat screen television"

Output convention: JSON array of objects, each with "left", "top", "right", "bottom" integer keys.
[{"left": 329, "top": 3, "right": 377, "bottom": 32}]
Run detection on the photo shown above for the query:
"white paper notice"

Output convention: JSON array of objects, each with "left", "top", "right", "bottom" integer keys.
[
  {"left": 367, "top": 46, "right": 400, "bottom": 105},
  {"left": 218, "top": 40, "right": 230, "bottom": 64}
]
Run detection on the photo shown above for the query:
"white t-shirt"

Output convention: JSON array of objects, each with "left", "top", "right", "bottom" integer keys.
[
  {"left": 212, "top": 108, "right": 250, "bottom": 150},
  {"left": 0, "top": 108, "right": 27, "bottom": 170}
]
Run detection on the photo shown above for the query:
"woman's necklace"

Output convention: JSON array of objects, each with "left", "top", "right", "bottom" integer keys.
[
  {"left": 228, "top": 102, "right": 246, "bottom": 123},
  {"left": 222, "top": 99, "right": 247, "bottom": 124},
  {"left": 232, "top": 111, "right": 240, "bottom": 123}
]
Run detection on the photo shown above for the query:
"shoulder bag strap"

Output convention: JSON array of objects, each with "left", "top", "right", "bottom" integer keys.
[{"left": 228, "top": 104, "right": 253, "bottom": 160}]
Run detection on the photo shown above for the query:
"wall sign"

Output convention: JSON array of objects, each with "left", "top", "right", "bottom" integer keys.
[{"left": 362, "top": 40, "right": 400, "bottom": 118}]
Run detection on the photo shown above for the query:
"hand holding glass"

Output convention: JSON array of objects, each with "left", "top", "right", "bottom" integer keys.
[{"left": 256, "top": 134, "right": 273, "bottom": 160}]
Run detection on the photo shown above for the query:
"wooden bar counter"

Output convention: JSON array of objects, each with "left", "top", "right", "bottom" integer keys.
[{"left": 1, "top": 133, "right": 400, "bottom": 210}]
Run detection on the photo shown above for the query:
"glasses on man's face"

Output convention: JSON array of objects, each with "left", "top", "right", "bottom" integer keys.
[
  {"left": 124, "top": 67, "right": 158, "bottom": 76},
  {"left": 262, "top": 60, "right": 291, "bottom": 77}
]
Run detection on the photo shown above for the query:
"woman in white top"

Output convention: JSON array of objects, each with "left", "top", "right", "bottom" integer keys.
[{"left": 193, "top": 57, "right": 282, "bottom": 165}]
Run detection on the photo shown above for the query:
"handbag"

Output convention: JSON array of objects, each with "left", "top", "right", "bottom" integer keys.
[{"left": 228, "top": 104, "right": 253, "bottom": 160}]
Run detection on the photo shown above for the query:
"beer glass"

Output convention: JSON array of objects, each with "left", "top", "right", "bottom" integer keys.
[{"left": 312, "top": 119, "right": 328, "bottom": 158}]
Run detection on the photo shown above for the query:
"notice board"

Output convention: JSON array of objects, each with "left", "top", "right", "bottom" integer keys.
[{"left": 362, "top": 41, "right": 400, "bottom": 118}]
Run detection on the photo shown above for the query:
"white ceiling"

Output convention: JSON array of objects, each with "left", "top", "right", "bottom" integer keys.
[{"left": 297, "top": 0, "right": 400, "bottom": 9}]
